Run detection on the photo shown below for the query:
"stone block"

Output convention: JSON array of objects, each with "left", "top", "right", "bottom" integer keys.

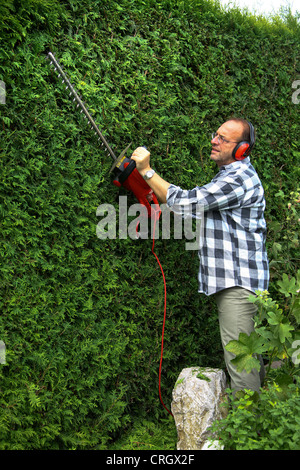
[{"left": 171, "top": 367, "right": 228, "bottom": 450}]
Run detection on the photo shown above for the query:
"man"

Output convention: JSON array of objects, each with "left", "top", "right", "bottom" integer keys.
[{"left": 131, "top": 118, "right": 269, "bottom": 393}]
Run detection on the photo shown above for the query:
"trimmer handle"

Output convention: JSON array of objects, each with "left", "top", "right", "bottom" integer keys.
[
  {"left": 112, "top": 147, "right": 160, "bottom": 219},
  {"left": 113, "top": 163, "right": 160, "bottom": 218},
  {"left": 118, "top": 159, "right": 137, "bottom": 185},
  {"left": 117, "top": 145, "right": 147, "bottom": 185}
]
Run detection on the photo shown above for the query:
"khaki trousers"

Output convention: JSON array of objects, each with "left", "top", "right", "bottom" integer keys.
[{"left": 215, "top": 287, "right": 265, "bottom": 393}]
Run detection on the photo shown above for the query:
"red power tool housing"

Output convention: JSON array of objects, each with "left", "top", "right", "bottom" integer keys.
[{"left": 112, "top": 155, "right": 160, "bottom": 219}]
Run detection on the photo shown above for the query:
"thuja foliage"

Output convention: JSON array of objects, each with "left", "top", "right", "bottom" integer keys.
[{"left": 0, "top": 0, "right": 299, "bottom": 449}]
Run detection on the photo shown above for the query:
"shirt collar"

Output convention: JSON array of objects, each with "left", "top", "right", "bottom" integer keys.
[{"left": 219, "top": 157, "right": 250, "bottom": 171}]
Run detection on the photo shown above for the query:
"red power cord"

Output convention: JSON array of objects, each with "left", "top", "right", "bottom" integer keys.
[{"left": 151, "top": 208, "right": 173, "bottom": 417}]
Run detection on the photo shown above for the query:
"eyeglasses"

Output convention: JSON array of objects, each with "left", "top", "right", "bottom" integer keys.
[{"left": 211, "top": 132, "right": 239, "bottom": 145}]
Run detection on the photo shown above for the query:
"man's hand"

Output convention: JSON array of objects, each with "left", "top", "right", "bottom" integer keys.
[
  {"left": 131, "top": 146, "right": 171, "bottom": 204},
  {"left": 131, "top": 147, "right": 151, "bottom": 176}
]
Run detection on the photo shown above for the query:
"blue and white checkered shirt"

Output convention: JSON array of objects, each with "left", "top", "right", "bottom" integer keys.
[{"left": 166, "top": 157, "right": 269, "bottom": 296}]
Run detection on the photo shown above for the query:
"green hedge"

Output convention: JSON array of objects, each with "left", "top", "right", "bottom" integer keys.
[{"left": 0, "top": 0, "right": 299, "bottom": 449}]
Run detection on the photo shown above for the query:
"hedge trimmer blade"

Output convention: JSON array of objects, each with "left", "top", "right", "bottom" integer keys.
[{"left": 47, "top": 51, "right": 118, "bottom": 162}]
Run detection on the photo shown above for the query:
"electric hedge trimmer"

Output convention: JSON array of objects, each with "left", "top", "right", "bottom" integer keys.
[{"left": 46, "top": 52, "right": 160, "bottom": 219}]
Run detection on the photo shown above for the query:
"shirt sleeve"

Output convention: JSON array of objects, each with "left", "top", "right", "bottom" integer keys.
[{"left": 166, "top": 177, "right": 245, "bottom": 217}]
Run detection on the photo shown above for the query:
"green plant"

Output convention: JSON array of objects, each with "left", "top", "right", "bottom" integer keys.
[
  {"left": 209, "top": 379, "right": 300, "bottom": 450},
  {"left": 225, "top": 271, "right": 300, "bottom": 384}
]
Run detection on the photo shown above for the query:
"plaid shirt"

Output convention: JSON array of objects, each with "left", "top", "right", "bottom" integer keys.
[{"left": 166, "top": 157, "right": 269, "bottom": 296}]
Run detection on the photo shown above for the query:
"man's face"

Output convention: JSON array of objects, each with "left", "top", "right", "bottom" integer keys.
[{"left": 210, "top": 120, "right": 244, "bottom": 167}]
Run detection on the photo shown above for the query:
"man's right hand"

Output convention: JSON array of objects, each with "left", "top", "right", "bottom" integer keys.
[{"left": 131, "top": 147, "right": 151, "bottom": 175}]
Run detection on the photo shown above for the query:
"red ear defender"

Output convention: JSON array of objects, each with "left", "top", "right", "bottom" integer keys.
[
  {"left": 233, "top": 142, "right": 250, "bottom": 160},
  {"left": 232, "top": 120, "right": 255, "bottom": 161}
]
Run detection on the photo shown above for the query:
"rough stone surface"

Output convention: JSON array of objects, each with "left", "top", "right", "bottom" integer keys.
[{"left": 171, "top": 367, "right": 228, "bottom": 450}]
